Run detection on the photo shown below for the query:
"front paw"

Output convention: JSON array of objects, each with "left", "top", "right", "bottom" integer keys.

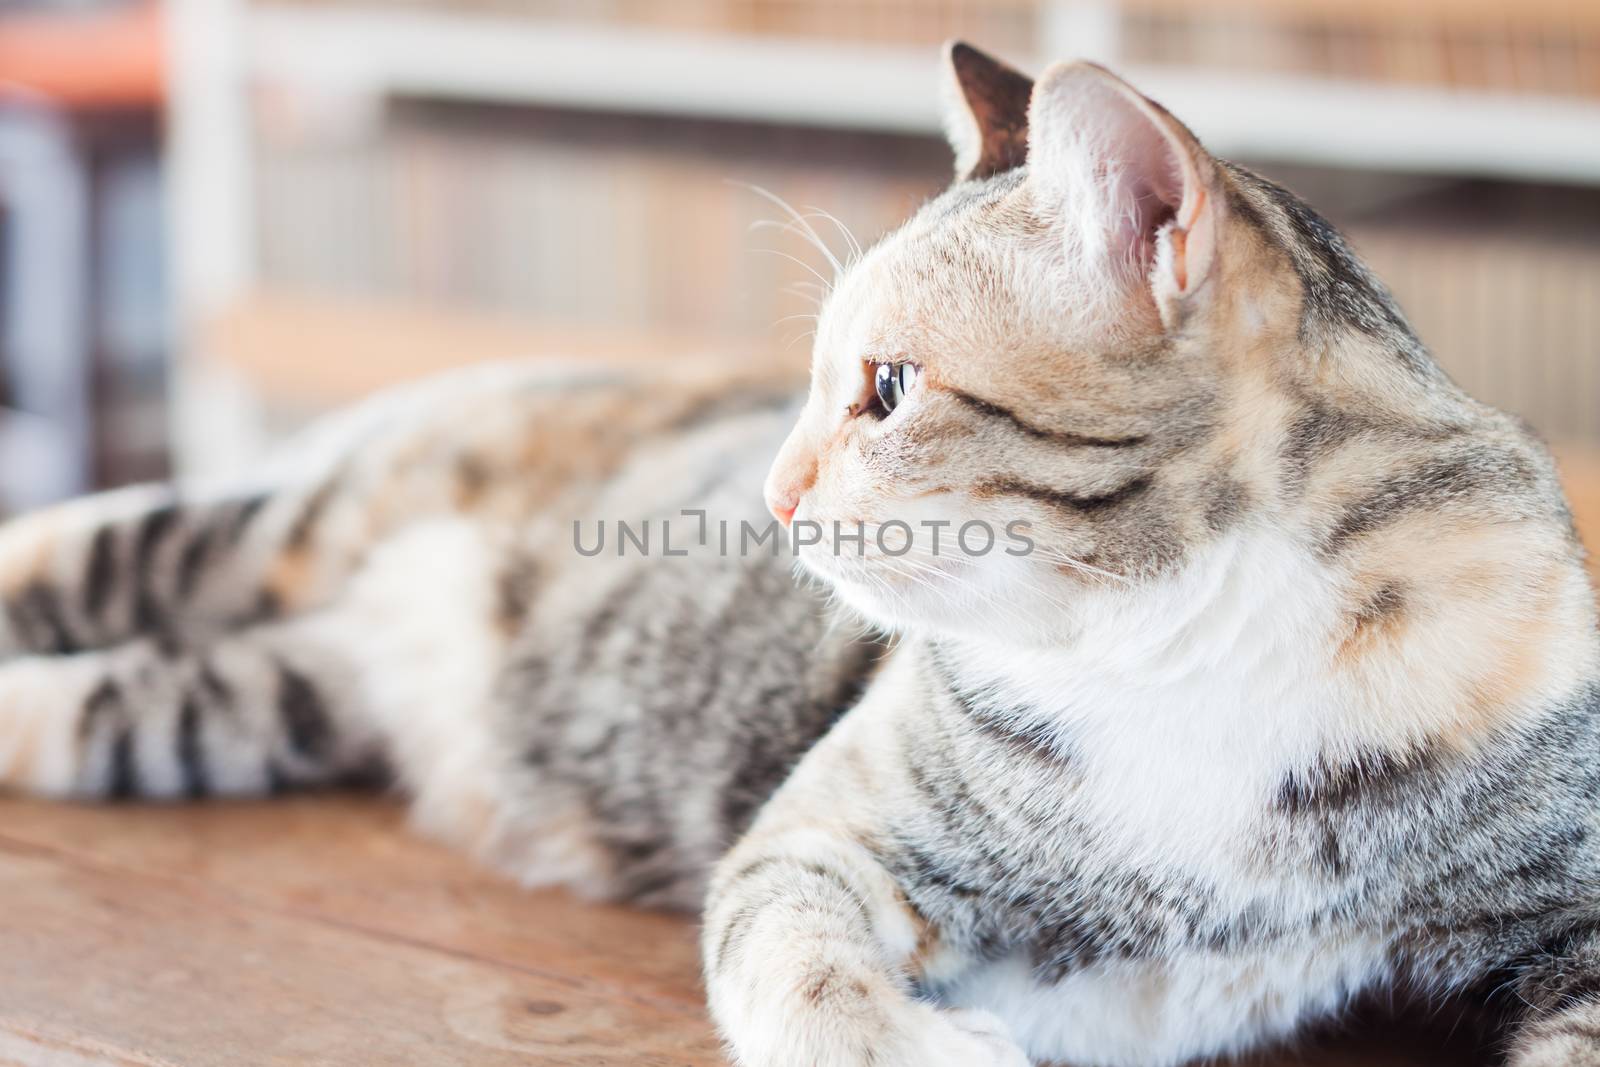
[
  {"left": 724, "top": 1001, "right": 1031, "bottom": 1067},
  {"left": 901, "top": 1005, "right": 1031, "bottom": 1067}
]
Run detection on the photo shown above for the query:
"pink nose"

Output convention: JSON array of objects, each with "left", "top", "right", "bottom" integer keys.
[
  {"left": 765, "top": 441, "right": 817, "bottom": 528},
  {"left": 767, "top": 494, "right": 798, "bottom": 528}
]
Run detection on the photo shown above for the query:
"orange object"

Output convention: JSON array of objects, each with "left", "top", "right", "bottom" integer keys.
[{"left": 0, "top": 1, "right": 163, "bottom": 110}]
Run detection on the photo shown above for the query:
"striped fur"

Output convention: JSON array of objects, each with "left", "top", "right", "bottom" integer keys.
[{"left": 0, "top": 47, "right": 1597, "bottom": 1067}]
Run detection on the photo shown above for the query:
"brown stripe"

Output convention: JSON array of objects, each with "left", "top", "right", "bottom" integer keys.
[
  {"left": 175, "top": 524, "right": 215, "bottom": 599},
  {"left": 945, "top": 388, "right": 1145, "bottom": 449},
  {"left": 927, "top": 647, "right": 1074, "bottom": 767},
  {"left": 975, "top": 474, "right": 1152, "bottom": 515},
  {"left": 276, "top": 661, "right": 334, "bottom": 759},
  {"left": 711, "top": 900, "right": 764, "bottom": 974},
  {"left": 662, "top": 383, "right": 797, "bottom": 434},
  {"left": 1320, "top": 449, "right": 1528, "bottom": 557},
  {"left": 79, "top": 679, "right": 136, "bottom": 798},
  {"left": 710, "top": 856, "right": 872, "bottom": 972},
  {"left": 132, "top": 502, "right": 180, "bottom": 571},
  {"left": 16, "top": 582, "right": 79, "bottom": 655},
  {"left": 177, "top": 697, "right": 209, "bottom": 798},
  {"left": 1274, "top": 746, "right": 1435, "bottom": 815},
  {"left": 83, "top": 526, "right": 117, "bottom": 620},
  {"left": 286, "top": 479, "right": 339, "bottom": 551},
  {"left": 225, "top": 493, "right": 271, "bottom": 545}
]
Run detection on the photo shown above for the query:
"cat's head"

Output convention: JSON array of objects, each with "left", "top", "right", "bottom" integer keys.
[{"left": 766, "top": 45, "right": 1445, "bottom": 642}]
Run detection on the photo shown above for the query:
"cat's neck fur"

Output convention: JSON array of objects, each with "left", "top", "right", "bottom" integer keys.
[
  {"left": 924, "top": 510, "right": 1588, "bottom": 779},
  {"left": 928, "top": 525, "right": 1344, "bottom": 751}
]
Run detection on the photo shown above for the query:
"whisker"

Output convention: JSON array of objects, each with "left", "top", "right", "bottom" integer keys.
[
  {"left": 779, "top": 282, "right": 826, "bottom": 309},
  {"left": 1032, "top": 545, "right": 1131, "bottom": 586},
  {"left": 852, "top": 523, "right": 987, "bottom": 565},
  {"left": 884, "top": 555, "right": 1053, "bottom": 635},
  {"left": 752, "top": 246, "right": 834, "bottom": 289},
  {"left": 736, "top": 182, "right": 846, "bottom": 277},
  {"left": 782, "top": 328, "right": 817, "bottom": 355},
  {"left": 802, "top": 204, "right": 863, "bottom": 262},
  {"left": 749, "top": 219, "right": 847, "bottom": 277},
  {"left": 848, "top": 524, "right": 1082, "bottom": 629}
]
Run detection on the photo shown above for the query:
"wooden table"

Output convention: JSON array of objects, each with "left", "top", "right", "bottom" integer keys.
[
  {"left": 1, "top": 449, "right": 1595, "bottom": 1066},
  {"left": 0, "top": 799, "right": 1481, "bottom": 1067}
]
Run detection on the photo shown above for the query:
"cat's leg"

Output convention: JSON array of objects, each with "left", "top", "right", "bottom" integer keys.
[
  {"left": 704, "top": 825, "right": 1028, "bottom": 1067},
  {"left": 0, "top": 513, "right": 512, "bottom": 803},
  {"left": 701, "top": 664, "right": 1031, "bottom": 1067},
  {"left": 0, "top": 485, "right": 269, "bottom": 656},
  {"left": 0, "top": 373, "right": 501, "bottom": 662},
  {"left": 1498, "top": 925, "right": 1600, "bottom": 1066},
  {"left": 0, "top": 468, "right": 384, "bottom": 662},
  {"left": 0, "top": 609, "right": 383, "bottom": 798},
  {"left": 0, "top": 474, "right": 376, "bottom": 796}
]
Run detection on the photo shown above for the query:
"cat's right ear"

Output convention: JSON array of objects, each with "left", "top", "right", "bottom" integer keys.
[
  {"left": 941, "top": 42, "right": 1034, "bottom": 182},
  {"left": 1026, "top": 61, "right": 1222, "bottom": 326}
]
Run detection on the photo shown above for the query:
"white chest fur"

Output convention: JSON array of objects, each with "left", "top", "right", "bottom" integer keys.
[
  {"left": 925, "top": 531, "right": 1399, "bottom": 1064},
  {"left": 938, "top": 531, "right": 1351, "bottom": 869},
  {"left": 941, "top": 932, "right": 1393, "bottom": 1067}
]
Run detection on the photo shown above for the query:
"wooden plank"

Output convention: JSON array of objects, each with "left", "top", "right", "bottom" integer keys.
[
  {"left": 0, "top": 798, "right": 705, "bottom": 1012},
  {"left": 0, "top": 825, "right": 723, "bottom": 1067}
]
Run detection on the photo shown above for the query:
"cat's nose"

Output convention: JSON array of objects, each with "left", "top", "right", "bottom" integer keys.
[
  {"left": 765, "top": 423, "right": 819, "bottom": 528},
  {"left": 764, "top": 451, "right": 817, "bottom": 528},
  {"left": 765, "top": 483, "right": 803, "bottom": 527}
]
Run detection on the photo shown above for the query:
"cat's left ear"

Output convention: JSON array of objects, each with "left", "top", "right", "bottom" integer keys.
[
  {"left": 941, "top": 42, "right": 1034, "bottom": 182},
  {"left": 1027, "top": 61, "right": 1221, "bottom": 325}
]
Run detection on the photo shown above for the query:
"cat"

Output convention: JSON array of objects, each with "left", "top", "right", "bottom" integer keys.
[{"left": 1, "top": 42, "right": 1598, "bottom": 1067}]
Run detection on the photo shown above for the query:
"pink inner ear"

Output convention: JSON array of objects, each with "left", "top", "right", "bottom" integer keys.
[
  {"left": 1095, "top": 92, "right": 1187, "bottom": 281},
  {"left": 1029, "top": 64, "right": 1215, "bottom": 305}
]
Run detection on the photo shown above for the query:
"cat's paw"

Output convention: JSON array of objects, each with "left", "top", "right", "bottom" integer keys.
[{"left": 902, "top": 1005, "right": 1032, "bottom": 1067}]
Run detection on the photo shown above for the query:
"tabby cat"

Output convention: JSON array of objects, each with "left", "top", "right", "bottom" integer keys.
[{"left": 2, "top": 44, "right": 1598, "bottom": 1067}]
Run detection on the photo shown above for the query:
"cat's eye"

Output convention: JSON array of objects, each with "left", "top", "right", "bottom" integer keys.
[{"left": 872, "top": 362, "right": 919, "bottom": 416}]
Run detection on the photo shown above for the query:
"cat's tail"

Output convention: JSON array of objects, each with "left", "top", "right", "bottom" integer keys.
[
  {"left": 0, "top": 604, "right": 386, "bottom": 798},
  {"left": 0, "top": 452, "right": 511, "bottom": 800},
  {"left": 0, "top": 478, "right": 383, "bottom": 797},
  {"left": 0, "top": 487, "right": 510, "bottom": 802}
]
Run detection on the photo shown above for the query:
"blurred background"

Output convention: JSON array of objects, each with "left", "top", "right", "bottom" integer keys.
[{"left": 0, "top": 0, "right": 1596, "bottom": 510}]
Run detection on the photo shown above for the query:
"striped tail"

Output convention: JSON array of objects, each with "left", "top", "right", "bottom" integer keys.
[
  {"left": 0, "top": 479, "right": 390, "bottom": 799},
  {"left": 0, "top": 612, "right": 383, "bottom": 798}
]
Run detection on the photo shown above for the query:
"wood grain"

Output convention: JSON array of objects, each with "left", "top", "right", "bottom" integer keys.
[{"left": 0, "top": 799, "right": 720, "bottom": 1067}]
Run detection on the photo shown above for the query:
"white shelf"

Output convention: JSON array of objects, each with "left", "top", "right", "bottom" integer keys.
[
  {"left": 248, "top": 5, "right": 943, "bottom": 134},
  {"left": 245, "top": 3, "right": 1600, "bottom": 186}
]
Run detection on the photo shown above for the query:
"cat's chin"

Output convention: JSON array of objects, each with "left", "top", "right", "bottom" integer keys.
[
  {"left": 795, "top": 551, "right": 925, "bottom": 634},
  {"left": 798, "top": 549, "right": 1068, "bottom": 643}
]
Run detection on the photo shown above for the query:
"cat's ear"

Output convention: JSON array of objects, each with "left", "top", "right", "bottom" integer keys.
[
  {"left": 1027, "top": 61, "right": 1220, "bottom": 323},
  {"left": 941, "top": 42, "right": 1034, "bottom": 182}
]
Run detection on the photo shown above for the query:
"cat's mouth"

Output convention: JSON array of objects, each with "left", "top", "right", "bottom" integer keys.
[
  {"left": 813, "top": 549, "right": 964, "bottom": 583},
  {"left": 793, "top": 526, "right": 980, "bottom": 628}
]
